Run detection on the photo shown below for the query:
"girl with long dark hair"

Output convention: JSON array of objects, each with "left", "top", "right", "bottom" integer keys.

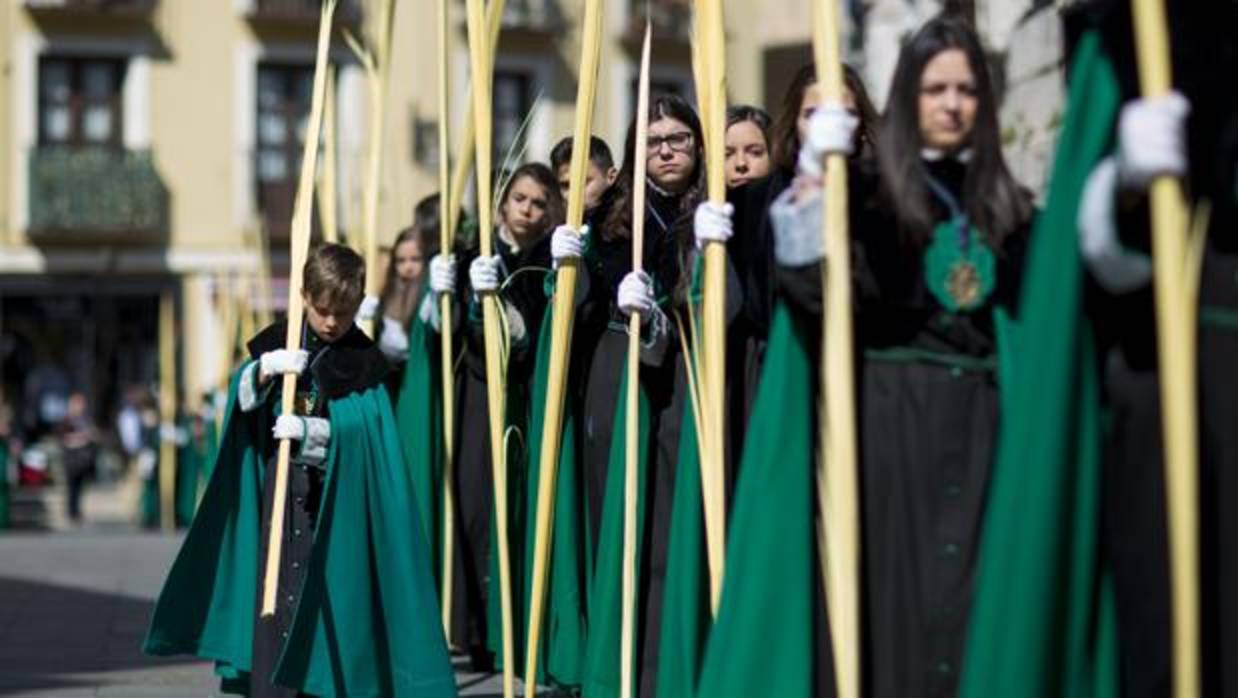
[
  {"left": 552, "top": 93, "right": 703, "bottom": 697},
  {"left": 725, "top": 105, "right": 772, "bottom": 189},
  {"left": 373, "top": 196, "right": 442, "bottom": 385},
  {"left": 447, "top": 161, "right": 563, "bottom": 669},
  {"left": 725, "top": 63, "right": 878, "bottom": 457},
  {"left": 703, "top": 17, "right": 1034, "bottom": 697}
]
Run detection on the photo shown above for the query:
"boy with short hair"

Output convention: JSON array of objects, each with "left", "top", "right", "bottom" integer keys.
[
  {"left": 550, "top": 135, "right": 618, "bottom": 223},
  {"left": 144, "top": 243, "right": 456, "bottom": 697}
]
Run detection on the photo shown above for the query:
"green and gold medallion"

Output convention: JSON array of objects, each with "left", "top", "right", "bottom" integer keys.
[{"left": 923, "top": 219, "right": 996, "bottom": 313}]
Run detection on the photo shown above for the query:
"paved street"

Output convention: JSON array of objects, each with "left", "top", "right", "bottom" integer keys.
[{"left": 0, "top": 484, "right": 549, "bottom": 697}]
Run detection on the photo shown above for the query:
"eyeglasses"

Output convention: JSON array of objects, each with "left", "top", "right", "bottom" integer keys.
[{"left": 647, "top": 131, "right": 694, "bottom": 154}]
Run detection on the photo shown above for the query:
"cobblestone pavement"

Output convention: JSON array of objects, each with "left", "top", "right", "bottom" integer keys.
[{"left": 0, "top": 524, "right": 557, "bottom": 697}]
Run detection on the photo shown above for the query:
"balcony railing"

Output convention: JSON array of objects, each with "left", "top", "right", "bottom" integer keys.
[
  {"left": 28, "top": 146, "right": 169, "bottom": 237},
  {"left": 23, "top": 0, "right": 158, "bottom": 15},
  {"left": 246, "top": 0, "right": 361, "bottom": 25},
  {"left": 455, "top": 0, "right": 563, "bottom": 35},
  {"left": 501, "top": 0, "right": 563, "bottom": 33}
]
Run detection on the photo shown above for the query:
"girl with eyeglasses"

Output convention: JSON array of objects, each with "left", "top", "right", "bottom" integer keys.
[{"left": 540, "top": 93, "right": 705, "bottom": 697}]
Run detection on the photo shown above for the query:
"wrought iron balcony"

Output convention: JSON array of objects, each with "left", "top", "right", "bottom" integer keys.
[
  {"left": 455, "top": 0, "right": 563, "bottom": 35},
  {"left": 500, "top": 0, "right": 563, "bottom": 34},
  {"left": 23, "top": 0, "right": 158, "bottom": 16},
  {"left": 28, "top": 146, "right": 169, "bottom": 238},
  {"left": 245, "top": 0, "right": 362, "bottom": 26}
]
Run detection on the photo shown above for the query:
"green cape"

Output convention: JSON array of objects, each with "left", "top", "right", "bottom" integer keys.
[
  {"left": 581, "top": 364, "right": 650, "bottom": 698},
  {"left": 521, "top": 302, "right": 588, "bottom": 687},
  {"left": 694, "top": 304, "right": 818, "bottom": 697},
  {"left": 655, "top": 399, "right": 711, "bottom": 697},
  {"left": 144, "top": 364, "right": 456, "bottom": 697},
  {"left": 960, "top": 31, "right": 1118, "bottom": 698},
  {"left": 394, "top": 290, "right": 445, "bottom": 581}
]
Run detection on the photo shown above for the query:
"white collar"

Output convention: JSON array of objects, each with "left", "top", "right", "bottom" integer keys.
[{"left": 921, "top": 147, "right": 973, "bottom": 164}]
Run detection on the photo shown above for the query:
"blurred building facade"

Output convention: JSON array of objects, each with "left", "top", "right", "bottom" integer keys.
[{"left": 0, "top": 0, "right": 1064, "bottom": 435}]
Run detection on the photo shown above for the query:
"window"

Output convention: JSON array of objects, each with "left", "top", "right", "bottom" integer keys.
[
  {"left": 255, "top": 62, "right": 315, "bottom": 238},
  {"left": 38, "top": 57, "right": 126, "bottom": 147},
  {"left": 493, "top": 69, "right": 534, "bottom": 165}
]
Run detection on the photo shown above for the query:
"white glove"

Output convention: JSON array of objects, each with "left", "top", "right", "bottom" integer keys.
[
  {"left": 378, "top": 316, "right": 410, "bottom": 361},
  {"left": 617, "top": 270, "right": 657, "bottom": 320},
  {"left": 273, "top": 414, "right": 331, "bottom": 467},
  {"left": 551, "top": 224, "right": 586, "bottom": 268},
  {"left": 212, "top": 389, "right": 228, "bottom": 418},
  {"left": 259, "top": 349, "right": 309, "bottom": 381},
  {"left": 1117, "top": 91, "right": 1190, "bottom": 190},
  {"left": 429, "top": 254, "right": 457, "bottom": 295},
  {"left": 798, "top": 102, "right": 858, "bottom": 176},
  {"left": 137, "top": 449, "right": 157, "bottom": 480},
  {"left": 694, "top": 201, "right": 735, "bottom": 249},
  {"left": 470, "top": 255, "right": 504, "bottom": 294},
  {"left": 159, "top": 423, "right": 188, "bottom": 447},
  {"left": 357, "top": 295, "right": 380, "bottom": 323},
  {"left": 770, "top": 184, "right": 826, "bottom": 267},
  {"left": 1078, "top": 157, "right": 1153, "bottom": 293}
]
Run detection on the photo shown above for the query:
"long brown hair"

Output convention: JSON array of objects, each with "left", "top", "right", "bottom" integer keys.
[
  {"left": 499, "top": 162, "right": 565, "bottom": 241},
  {"left": 770, "top": 63, "right": 879, "bottom": 172},
  {"left": 379, "top": 194, "right": 441, "bottom": 326},
  {"left": 876, "top": 16, "right": 1032, "bottom": 247}
]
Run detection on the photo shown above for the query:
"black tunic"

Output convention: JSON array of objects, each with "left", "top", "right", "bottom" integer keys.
[
  {"left": 782, "top": 158, "right": 1030, "bottom": 698},
  {"left": 449, "top": 232, "right": 553, "bottom": 666},
  {"left": 1079, "top": 5, "right": 1238, "bottom": 694},
  {"left": 579, "top": 183, "right": 690, "bottom": 698},
  {"left": 725, "top": 167, "right": 794, "bottom": 486},
  {"left": 244, "top": 321, "right": 389, "bottom": 698}
]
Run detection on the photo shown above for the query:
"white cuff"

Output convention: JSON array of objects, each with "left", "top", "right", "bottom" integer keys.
[
  {"left": 506, "top": 304, "right": 528, "bottom": 347},
  {"left": 770, "top": 186, "right": 826, "bottom": 267},
  {"left": 294, "top": 417, "right": 331, "bottom": 468},
  {"left": 1079, "top": 157, "right": 1153, "bottom": 294},
  {"left": 419, "top": 291, "right": 443, "bottom": 332},
  {"left": 238, "top": 362, "right": 268, "bottom": 413},
  {"left": 378, "top": 316, "right": 410, "bottom": 361},
  {"left": 637, "top": 307, "right": 670, "bottom": 366}
]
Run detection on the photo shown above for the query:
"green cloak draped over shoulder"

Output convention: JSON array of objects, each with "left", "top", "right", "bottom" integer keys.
[
  {"left": 522, "top": 301, "right": 589, "bottom": 688},
  {"left": 143, "top": 363, "right": 457, "bottom": 697},
  {"left": 582, "top": 364, "right": 650, "bottom": 698},
  {"left": 395, "top": 289, "right": 446, "bottom": 580},
  {"left": 694, "top": 304, "right": 819, "bottom": 697}
]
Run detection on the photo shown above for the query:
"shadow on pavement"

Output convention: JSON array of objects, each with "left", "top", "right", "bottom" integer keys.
[{"left": 0, "top": 575, "right": 207, "bottom": 695}]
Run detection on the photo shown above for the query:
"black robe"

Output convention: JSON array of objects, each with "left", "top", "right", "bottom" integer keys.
[
  {"left": 579, "top": 183, "right": 690, "bottom": 698},
  {"left": 1082, "top": 5, "right": 1238, "bottom": 692},
  {"left": 782, "top": 157, "right": 1030, "bottom": 698},
  {"left": 244, "top": 321, "right": 389, "bottom": 698},
  {"left": 449, "top": 232, "right": 552, "bottom": 667},
  {"left": 724, "top": 167, "right": 794, "bottom": 486}
]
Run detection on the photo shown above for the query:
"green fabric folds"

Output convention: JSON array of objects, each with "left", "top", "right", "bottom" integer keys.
[
  {"left": 655, "top": 400, "right": 710, "bottom": 697},
  {"left": 959, "top": 31, "right": 1119, "bottom": 698},
  {"left": 694, "top": 304, "right": 818, "bottom": 697},
  {"left": 522, "top": 303, "right": 588, "bottom": 687},
  {"left": 273, "top": 386, "right": 456, "bottom": 697},
  {"left": 143, "top": 367, "right": 265, "bottom": 677},
  {"left": 582, "top": 365, "right": 650, "bottom": 698},
  {"left": 175, "top": 416, "right": 203, "bottom": 527},
  {"left": 144, "top": 365, "right": 456, "bottom": 697},
  {"left": 395, "top": 295, "right": 445, "bottom": 582}
]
